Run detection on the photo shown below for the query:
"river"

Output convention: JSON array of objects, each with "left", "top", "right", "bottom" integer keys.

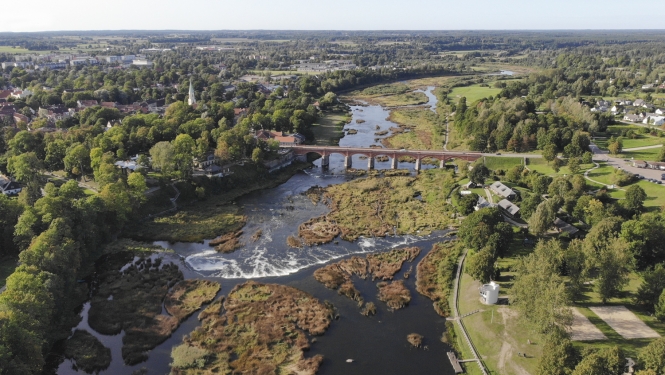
[{"left": 55, "top": 85, "right": 460, "bottom": 375}]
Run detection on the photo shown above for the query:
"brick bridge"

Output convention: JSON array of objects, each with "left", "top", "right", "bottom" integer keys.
[{"left": 284, "top": 145, "right": 482, "bottom": 171}]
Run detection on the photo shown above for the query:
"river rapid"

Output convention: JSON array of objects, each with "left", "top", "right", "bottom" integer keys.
[{"left": 56, "top": 85, "right": 464, "bottom": 375}]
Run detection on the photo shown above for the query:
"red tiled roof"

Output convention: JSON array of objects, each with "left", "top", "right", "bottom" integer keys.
[{"left": 0, "top": 90, "right": 12, "bottom": 99}]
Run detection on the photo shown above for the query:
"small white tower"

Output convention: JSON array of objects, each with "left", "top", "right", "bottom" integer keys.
[
  {"left": 479, "top": 281, "right": 500, "bottom": 305},
  {"left": 187, "top": 79, "right": 196, "bottom": 106}
]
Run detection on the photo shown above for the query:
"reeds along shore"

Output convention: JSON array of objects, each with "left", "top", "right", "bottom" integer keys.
[{"left": 171, "top": 281, "right": 334, "bottom": 374}]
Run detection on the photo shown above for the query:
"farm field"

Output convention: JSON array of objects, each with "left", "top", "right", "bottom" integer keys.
[{"left": 448, "top": 84, "right": 502, "bottom": 104}]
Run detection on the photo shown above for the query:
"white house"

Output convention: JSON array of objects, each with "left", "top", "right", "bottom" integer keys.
[
  {"left": 479, "top": 281, "right": 500, "bottom": 305},
  {"left": 0, "top": 175, "right": 22, "bottom": 195}
]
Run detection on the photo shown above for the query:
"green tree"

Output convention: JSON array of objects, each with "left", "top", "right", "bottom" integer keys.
[
  {"left": 635, "top": 265, "right": 665, "bottom": 312},
  {"left": 582, "top": 151, "right": 593, "bottom": 164},
  {"left": 528, "top": 200, "right": 556, "bottom": 236},
  {"left": 543, "top": 144, "right": 557, "bottom": 164},
  {"left": 7, "top": 152, "right": 42, "bottom": 184},
  {"left": 567, "top": 157, "right": 581, "bottom": 174},
  {"left": 127, "top": 172, "right": 147, "bottom": 207},
  {"left": 512, "top": 240, "right": 572, "bottom": 334},
  {"left": 572, "top": 347, "right": 624, "bottom": 375},
  {"left": 656, "top": 290, "right": 665, "bottom": 321},
  {"left": 251, "top": 147, "right": 263, "bottom": 163},
  {"left": 149, "top": 141, "right": 176, "bottom": 175},
  {"left": 624, "top": 184, "right": 647, "bottom": 213},
  {"left": 64, "top": 143, "right": 90, "bottom": 177},
  {"left": 468, "top": 163, "right": 489, "bottom": 185},
  {"left": 638, "top": 338, "right": 665, "bottom": 373},
  {"left": 537, "top": 330, "right": 577, "bottom": 375},
  {"left": 584, "top": 227, "right": 632, "bottom": 303},
  {"left": 466, "top": 246, "right": 496, "bottom": 283}
]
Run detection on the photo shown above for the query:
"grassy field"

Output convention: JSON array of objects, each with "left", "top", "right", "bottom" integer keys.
[
  {"left": 449, "top": 85, "right": 502, "bottom": 104},
  {"left": 525, "top": 158, "right": 594, "bottom": 176},
  {"left": 586, "top": 163, "right": 665, "bottom": 208},
  {"left": 0, "top": 257, "right": 18, "bottom": 288},
  {"left": 311, "top": 111, "right": 350, "bottom": 145},
  {"left": 456, "top": 232, "right": 542, "bottom": 375},
  {"left": 594, "top": 125, "right": 664, "bottom": 150},
  {"left": 0, "top": 46, "right": 50, "bottom": 54},
  {"left": 571, "top": 274, "right": 665, "bottom": 358},
  {"left": 347, "top": 84, "right": 430, "bottom": 107},
  {"left": 382, "top": 108, "right": 446, "bottom": 150},
  {"left": 621, "top": 147, "right": 661, "bottom": 161},
  {"left": 483, "top": 156, "right": 523, "bottom": 170}
]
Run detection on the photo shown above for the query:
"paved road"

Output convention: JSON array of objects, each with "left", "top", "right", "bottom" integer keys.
[
  {"left": 590, "top": 143, "right": 665, "bottom": 182},
  {"left": 480, "top": 152, "right": 540, "bottom": 158}
]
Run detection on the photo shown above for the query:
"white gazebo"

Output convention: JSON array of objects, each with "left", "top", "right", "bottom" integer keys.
[{"left": 479, "top": 281, "right": 500, "bottom": 305}]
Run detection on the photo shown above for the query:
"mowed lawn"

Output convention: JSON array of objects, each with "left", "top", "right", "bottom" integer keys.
[
  {"left": 449, "top": 84, "right": 502, "bottom": 104},
  {"left": 586, "top": 163, "right": 665, "bottom": 208},
  {"left": 572, "top": 272, "right": 665, "bottom": 358},
  {"left": 526, "top": 158, "right": 593, "bottom": 176},
  {"left": 311, "top": 111, "right": 349, "bottom": 145},
  {"left": 483, "top": 156, "right": 523, "bottom": 170},
  {"left": 621, "top": 147, "right": 661, "bottom": 161}
]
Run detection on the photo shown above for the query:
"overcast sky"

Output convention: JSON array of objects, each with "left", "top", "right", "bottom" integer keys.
[{"left": 3, "top": 0, "right": 665, "bottom": 32}]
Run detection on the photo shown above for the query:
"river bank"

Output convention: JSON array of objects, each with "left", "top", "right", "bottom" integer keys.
[{"left": 54, "top": 77, "right": 466, "bottom": 375}]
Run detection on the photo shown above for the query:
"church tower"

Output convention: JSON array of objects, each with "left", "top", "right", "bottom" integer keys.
[{"left": 188, "top": 79, "right": 196, "bottom": 106}]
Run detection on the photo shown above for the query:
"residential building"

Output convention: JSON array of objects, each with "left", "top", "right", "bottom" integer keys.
[
  {"left": 490, "top": 181, "right": 516, "bottom": 200},
  {"left": 187, "top": 80, "right": 196, "bottom": 106},
  {"left": 0, "top": 175, "right": 22, "bottom": 195},
  {"left": 474, "top": 196, "right": 495, "bottom": 211},
  {"left": 623, "top": 114, "right": 641, "bottom": 123},
  {"left": 497, "top": 199, "right": 520, "bottom": 217},
  {"left": 553, "top": 218, "right": 580, "bottom": 237},
  {"left": 131, "top": 59, "right": 153, "bottom": 67},
  {"left": 77, "top": 100, "right": 99, "bottom": 109}
]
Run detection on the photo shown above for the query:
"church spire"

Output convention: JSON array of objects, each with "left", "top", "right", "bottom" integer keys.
[{"left": 188, "top": 79, "right": 196, "bottom": 106}]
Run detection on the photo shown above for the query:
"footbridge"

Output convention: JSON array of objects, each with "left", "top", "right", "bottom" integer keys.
[{"left": 284, "top": 145, "right": 482, "bottom": 171}]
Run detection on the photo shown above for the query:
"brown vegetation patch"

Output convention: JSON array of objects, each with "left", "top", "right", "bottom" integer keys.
[
  {"left": 210, "top": 230, "right": 243, "bottom": 253},
  {"left": 361, "top": 302, "right": 377, "bottom": 316},
  {"left": 376, "top": 155, "right": 389, "bottom": 162},
  {"left": 88, "top": 252, "right": 184, "bottom": 365},
  {"left": 172, "top": 281, "right": 334, "bottom": 375},
  {"left": 398, "top": 155, "right": 416, "bottom": 163},
  {"left": 298, "top": 217, "right": 341, "bottom": 245},
  {"left": 377, "top": 280, "right": 411, "bottom": 310},
  {"left": 303, "top": 186, "right": 326, "bottom": 205},
  {"left": 367, "top": 247, "right": 420, "bottom": 280},
  {"left": 415, "top": 242, "right": 460, "bottom": 317},
  {"left": 313, "top": 264, "right": 350, "bottom": 289},
  {"left": 64, "top": 330, "right": 112, "bottom": 373},
  {"left": 390, "top": 126, "right": 404, "bottom": 134},
  {"left": 375, "top": 130, "right": 389, "bottom": 136},
  {"left": 337, "top": 256, "right": 368, "bottom": 279},
  {"left": 250, "top": 230, "right": 262, "bottom": 242},
  {"left": 347, "top": 129, "right": 358, "bottom": 135},
  {"left": 287, "top": 235, "right": 303, "bottom": 248},
  {"left": 356, "top": 119, "right": 365, "bottom": 124},
  {"left": 165, "top": 280, "right": 221, "bottom": 321},
  {"left": 407, "top": 333, "right": 424, "bottom": 348},
  {"left": 303, "top": 172, "right": 457, "bottom": 243}
]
